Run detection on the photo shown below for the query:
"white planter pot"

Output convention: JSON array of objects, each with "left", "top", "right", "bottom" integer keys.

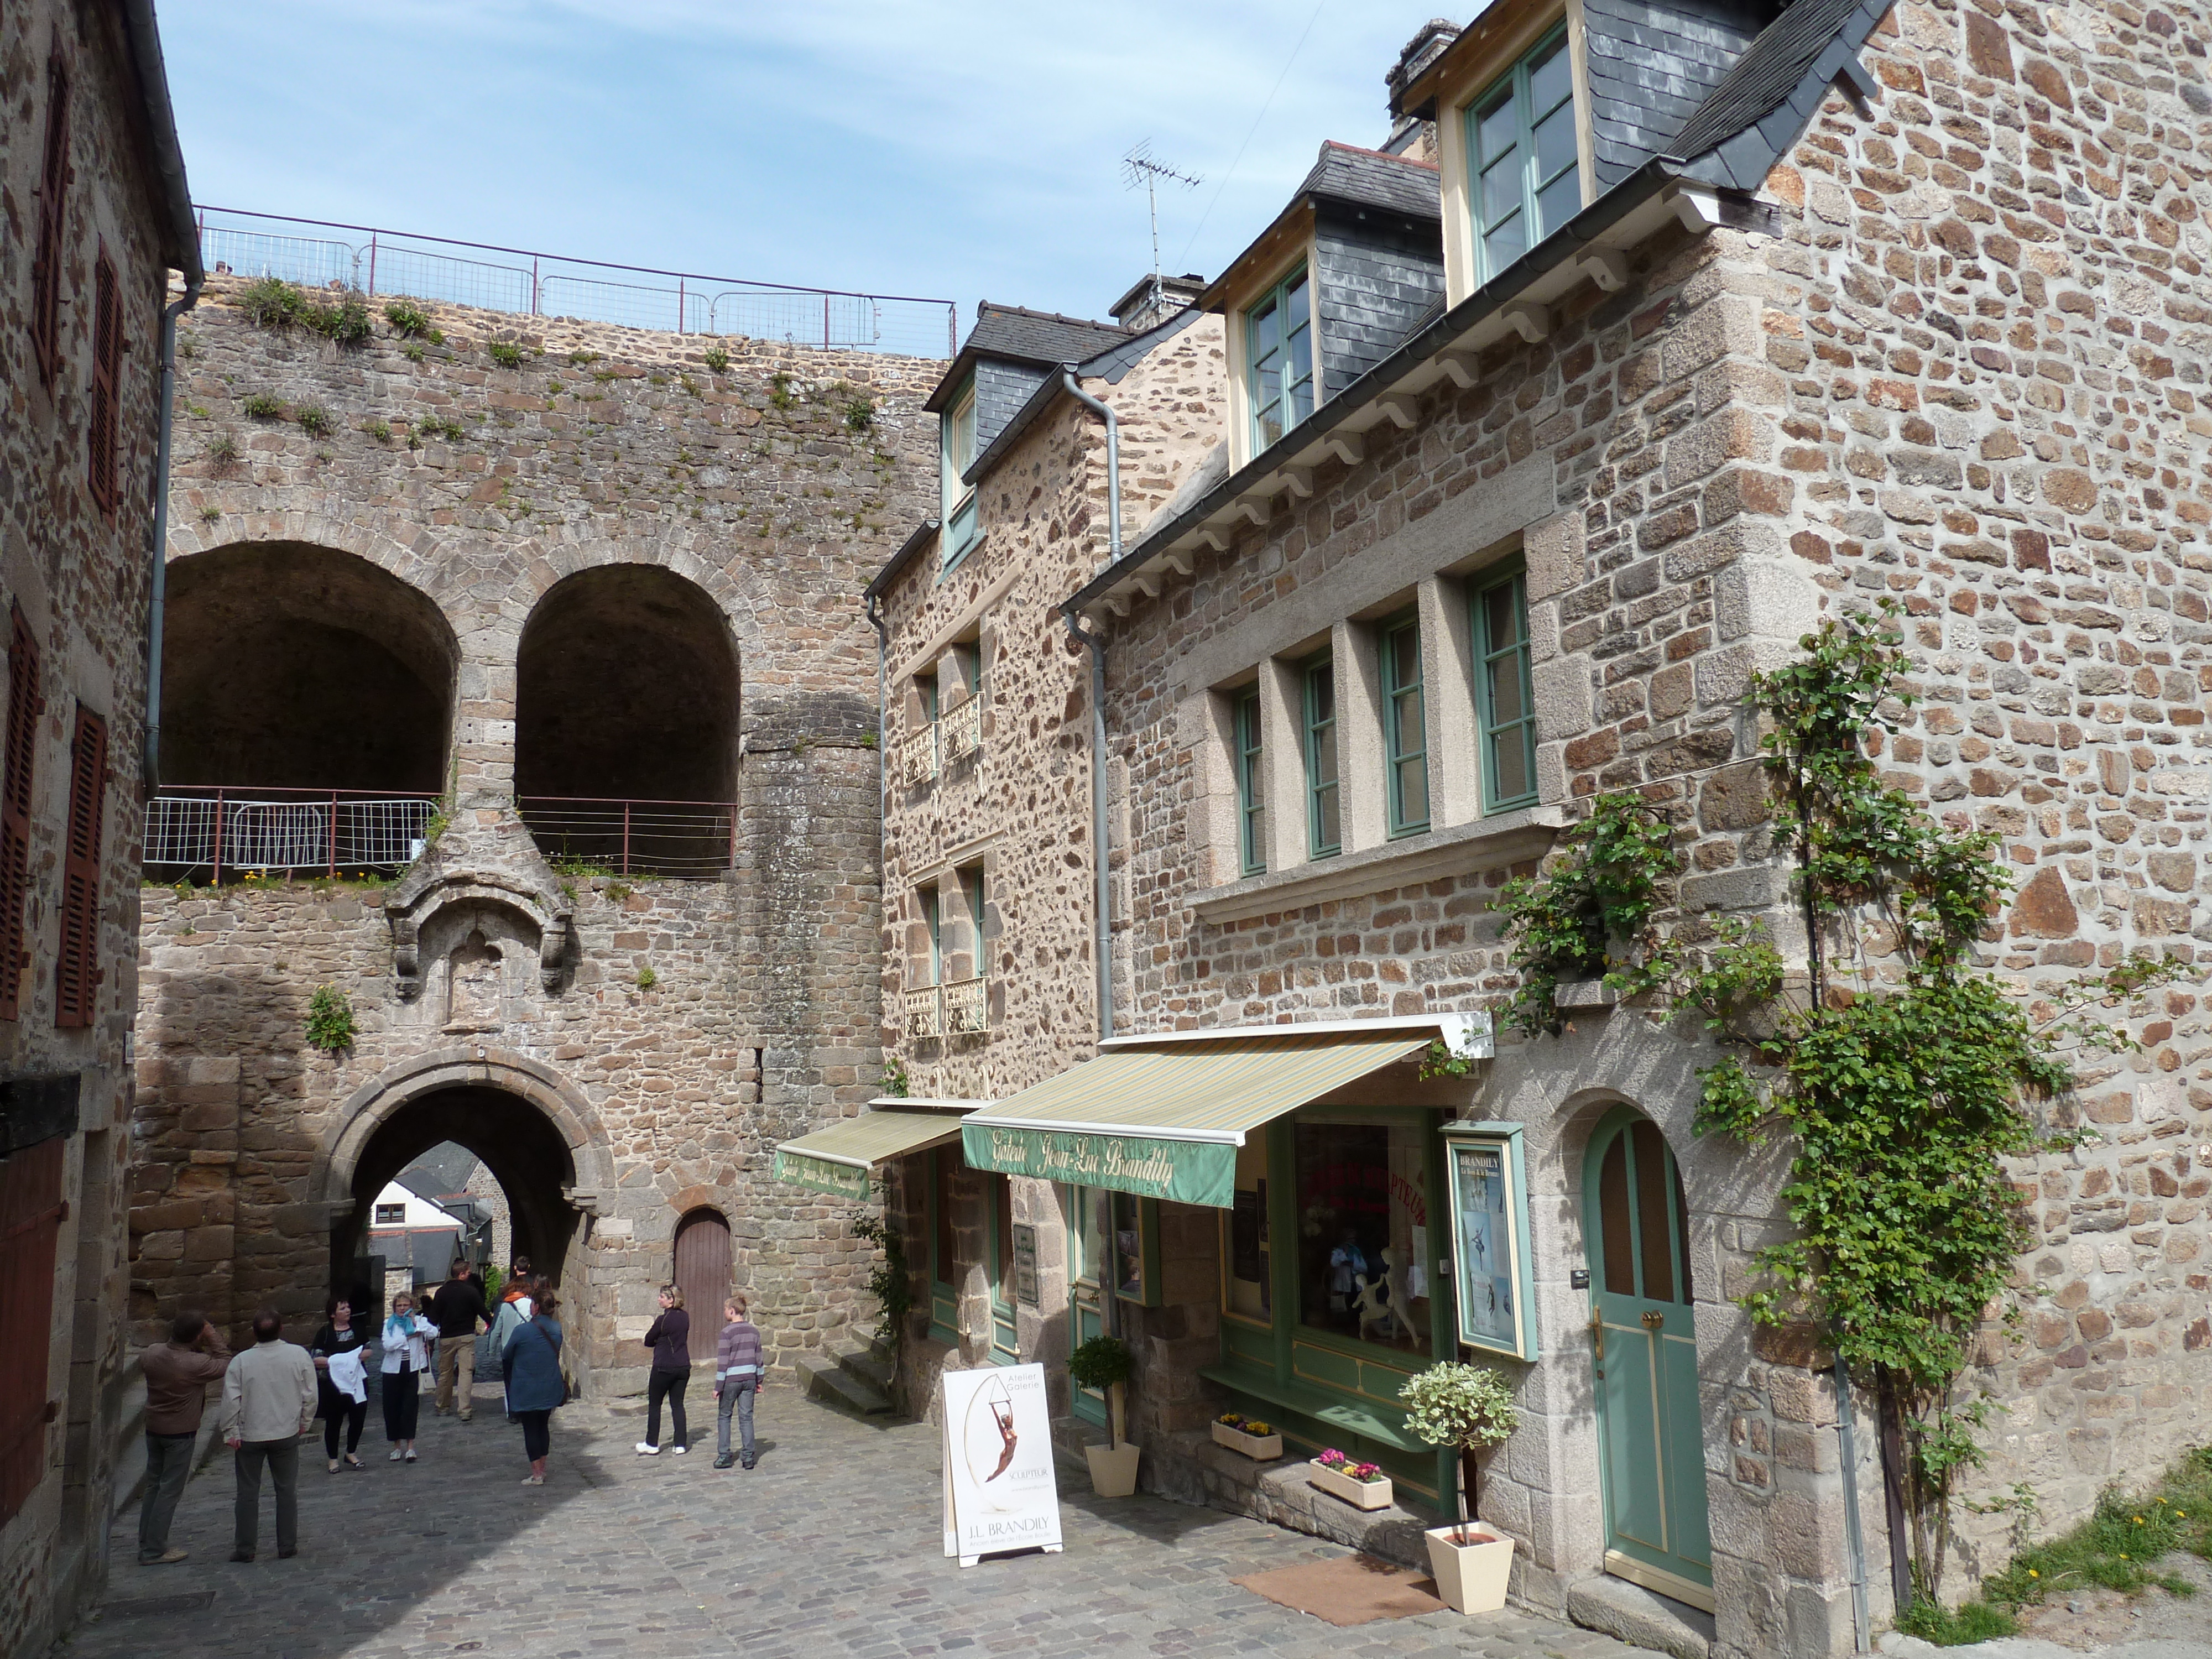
[
  {"left": 1086, "top": 1441, "right": 1141, "bottom": 1498},
  {"left": 1308, "top": 1462, "right": 1392, "bottom": 1511},
  {"left": 1209, "top": 1421, "right": 1284, "bottom": 1460},
  {"left": 1425, "top": 1524, "right": 1515, "bottom": 1614}
]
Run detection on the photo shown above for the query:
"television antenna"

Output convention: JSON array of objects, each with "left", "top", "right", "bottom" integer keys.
[{"left": 1122, "top": 141, "right": 1202, "bottom": 319}]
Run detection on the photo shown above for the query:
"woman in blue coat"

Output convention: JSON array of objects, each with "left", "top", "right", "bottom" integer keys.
[{"left": 503, "top": 1285, "right": 566, "bottom": 1486}]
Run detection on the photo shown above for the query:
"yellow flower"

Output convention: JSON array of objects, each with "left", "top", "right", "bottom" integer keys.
[{"left": 2028, "top": 1569, "right": 2039, "bottom": 1578}]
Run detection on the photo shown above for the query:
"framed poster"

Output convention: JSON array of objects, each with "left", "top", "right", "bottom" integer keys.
[
  {"left": 1012, "top": 1223, "right": 1040, "bottom": 1307},
  {"left": 941, "top": 1364, "right": 1064, "bottom": 1566},
  {"left": 1442, "top": 1121, "right": 1537, "bottom": 1361}
]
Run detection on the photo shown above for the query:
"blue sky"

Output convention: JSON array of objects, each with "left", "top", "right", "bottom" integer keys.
[{"left": 163, "top": 1, "right": 1433, "bottom": 332}]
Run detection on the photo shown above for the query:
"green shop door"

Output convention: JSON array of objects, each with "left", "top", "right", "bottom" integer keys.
[
  {"left": 1068, "top": 1186, "right": 1107, "bottom": 1427},
  {"left": 1583, "top": 1111, "right": 1713, "bottom": 1613}
]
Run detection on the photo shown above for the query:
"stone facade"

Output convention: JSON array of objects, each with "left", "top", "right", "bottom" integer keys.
[
  {"left": 128, "top": 279, "right": 942, "bottom": 1394},
  {"left": 0, "top": 3, "right": 195, "bottom": 1653}
]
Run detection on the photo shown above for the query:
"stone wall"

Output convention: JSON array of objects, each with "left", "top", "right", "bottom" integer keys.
[{"left": 129, "top": 279, "right": 943, "bottom": 1392}]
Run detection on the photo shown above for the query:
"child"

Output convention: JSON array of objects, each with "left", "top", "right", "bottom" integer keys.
[{"left": 713, "top": 1294, "right": 764, "bottom": 1470}]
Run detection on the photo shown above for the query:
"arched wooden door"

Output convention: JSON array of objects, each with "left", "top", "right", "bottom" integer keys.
[
  {"left": 672, "top": 1208, "right": 730, "bottom": 1363},
  {"left": 1583, "top": 1110, "right": 1713, "bottom": 1611}
]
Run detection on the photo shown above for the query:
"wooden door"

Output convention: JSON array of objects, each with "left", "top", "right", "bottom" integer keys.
[
  {"left": 1067, "top": 1186, "right": 1107, "bottom": 1426},
  {"left": 0, "top": 1136, "right": 65, "bottom": 1525},
  {"left": 1584, "top": 1112, "right": 1713, "bottom": 1611},
  {"left": 672, "top": 1208, "right": 729, "bottom": 1363}
]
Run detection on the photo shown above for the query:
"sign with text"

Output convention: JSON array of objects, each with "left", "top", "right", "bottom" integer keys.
[
  {"left": 961, "top": 1122, "right": 1233, "bottom": 1208},
  {"left": 771, "top": 1148, "right": 871, "bottom": 1200},
  {"left": 941, "top": 1364, "right": 1063, "bottom": 1566},
  {"left": 1443, "top": 1121, "right": 1538, "bottom": 1361}
]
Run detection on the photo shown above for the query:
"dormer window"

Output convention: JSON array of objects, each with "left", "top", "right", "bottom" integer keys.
[
  {"left": 941, "top": 378, "right": 978, "bottom": 564},
  {"left": 1247, "top": 264, "right": 1314, "bottom": 451},
  {"left": 1468, "top": 26, "right": 1580, "bottom": 283}
]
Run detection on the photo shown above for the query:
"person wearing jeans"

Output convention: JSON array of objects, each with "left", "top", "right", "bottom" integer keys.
[
  {"left": 712, "top": 1293, "right": 764, "bottom": 1471},
  {"left": 138, "top": 1311, "right": 232, "bottom": 1563},
  {"left": 219, "top": 1307, "right": 317, "bottom": 1562},
  {"left": 636, "top": 1285, "right": 691, "bottom": 1455}
]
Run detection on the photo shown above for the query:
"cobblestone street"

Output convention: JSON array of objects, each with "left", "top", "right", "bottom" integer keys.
[{"left": 62, "top": 1381, "right": 1648, "bottom": 1659}]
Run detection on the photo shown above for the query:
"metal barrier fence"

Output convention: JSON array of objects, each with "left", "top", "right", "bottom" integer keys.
[
  {"left": 195, "top": 205, "right": 959, "bottom": 358},
  {"left": 516, "top": 796, "right": 738, "bottom": 880},
  {"left": 148, "top": 789, "right": 440, "bottom": 881}
]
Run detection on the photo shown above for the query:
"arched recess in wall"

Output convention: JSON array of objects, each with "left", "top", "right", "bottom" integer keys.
[
  {"left": 513, "top": 566, "right": 740, "bottom": 875},
  {"left": 161, "top": 541, "right": 458, "bottom": 792}
]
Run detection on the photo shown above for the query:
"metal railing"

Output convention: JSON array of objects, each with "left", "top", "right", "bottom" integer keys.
[
  {"left": 904, "top": 985, "right": 943, "bottom": 1040},
  {"left": 194, "top": 205, "right": 959, "bottom": 358},
  {"left": 943, "top": 974, "right": 988, "bottom": 1035},
  {"left": 515, "top": 796, "right": 738, "bottom": 880},
  {"left": 941, "top": 697, "right": 983, "bottom": 766},
  {"left": 899, "top": 724, "right": 939, "bottom": 789},
  {"left": 147, "top": 787, "right": 440, "bottom": 881}
]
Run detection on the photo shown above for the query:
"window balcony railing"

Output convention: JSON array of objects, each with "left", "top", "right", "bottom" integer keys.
[
  {"left": 147, "top": 786, "right": 441, "bottom": 881},
  {"left": 904, "top": 984, "right": 942, "bottom": 1040},
  {"left": 940, "top": 697, "right": 982, "bottom": 766},
  {"left": 899, "top": 724, "right": 939, "bottom": 788},
  {"left": 942, "top": 974, "right": 988, "bottom": 1035}
]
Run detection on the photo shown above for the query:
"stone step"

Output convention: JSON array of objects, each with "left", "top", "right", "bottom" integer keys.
[
  {"left": 797, "top": 1352, "right": 890, "bottom": 1415},
  {"left": 1565, "top": 1574, "right": 1715, "bottom": 1659},
  {"left": 837, "top": 1344, "right": 895, "bottom": 1395}
]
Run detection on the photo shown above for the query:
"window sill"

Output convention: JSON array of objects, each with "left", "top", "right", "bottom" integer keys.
[{"left": 1193, "top": 804, "right": 1566, "bottom": 926}]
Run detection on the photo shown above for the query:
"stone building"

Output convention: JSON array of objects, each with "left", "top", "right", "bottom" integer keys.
[
  {"left": 126, "top": 276, "right": 943, "bottom": 1396},
  {"left": 806, "top": 2, "right": 2210, "bottom": 1657},
  {"left": 0, "top": 2, "right": 200, "bottom": 1652}
]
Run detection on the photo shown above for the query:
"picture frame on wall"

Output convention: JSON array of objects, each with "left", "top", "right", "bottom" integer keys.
[{"left": 1442, "top": 1122, "right": 1537, "bottom": 1361}]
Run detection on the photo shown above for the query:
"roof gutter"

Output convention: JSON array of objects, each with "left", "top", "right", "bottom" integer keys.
[{"left": 120, "top": 0, "right": 204, "bottom": 284}]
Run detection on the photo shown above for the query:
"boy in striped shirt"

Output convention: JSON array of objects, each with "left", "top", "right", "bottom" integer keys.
[{"left": 713, "top": 1294, "right": 764, "bottom": 1470}]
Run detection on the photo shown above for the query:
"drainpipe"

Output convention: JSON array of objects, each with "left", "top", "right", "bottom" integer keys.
[
  {"left": 145, "top": 269, "right": 205, "bottom": 788},
  {"left": 1057, "top": 367, "right": 1121, "bottom": 1050},
  {"left": 865, "top": 591, "right": 889, "bottom": 838}
]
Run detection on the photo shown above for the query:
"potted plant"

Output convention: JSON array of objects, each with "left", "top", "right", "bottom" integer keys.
[
  {"left": 1400, "top": 1363, "right": 1522, "bottom": 1614},
  {"left": 1067, "top": 1335, "right": 1140, "bottom": 1497},
  {"left": 1208, "top": 1411, "right": 1283, "bottom": 1460},
  {"left": 1308, "top": 1448, "right": 1393, "bottom": 1511}
]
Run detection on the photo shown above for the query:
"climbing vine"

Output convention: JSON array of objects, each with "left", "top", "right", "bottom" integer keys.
[
  {"left": 1501, "top": 601, "right": 2182, "bottom": 1609},
  {"left": 852, "top": 1177, "right": 913, "bottom": 1345}
]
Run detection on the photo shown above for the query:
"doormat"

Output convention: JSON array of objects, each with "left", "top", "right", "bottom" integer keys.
[{"left": 1233, "top": 1553, "right": 1447, "bottom": 1626}]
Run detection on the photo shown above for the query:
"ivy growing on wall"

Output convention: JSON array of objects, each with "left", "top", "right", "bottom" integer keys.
[{"left": 1498, "top": 602, "right": 2182, "bottom": 1609}]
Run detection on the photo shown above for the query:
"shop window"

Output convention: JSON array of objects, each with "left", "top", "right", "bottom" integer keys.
[
  {"left": 1293, "top": 1116, "right": 1433, "bottom": 1354},
  {"left": 1234, "top": 686, "right": 1265, "bottom": 876},
  {"left": 1221, "top": 1135, "right": 1271, "bottom": 1323},
  {"left": 1111, "top": 1191, "right": 1161, "bottom": 1307},
  {"left": 1380, "top": 614, "right": 1428, "bottom": 836},
  {"left": 1301, "top": 654, "right": 1339, "bottom": 858},
  {"left": 1473, "top": 564, "right": 1536, "bottom": 811},
  {"left": 1246, "top": 263, "right": 1314, "bottom": 452},
  {"left": 1466, "top": 25, "right": 1581, "bottom": 284}
]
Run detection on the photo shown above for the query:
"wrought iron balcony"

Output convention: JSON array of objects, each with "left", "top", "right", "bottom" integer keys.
[
  {"left": 903, "top": 984, "right": 942, "bottom": 1040},
  {"left": 940, "top": 696, "right": 982, "bottom": 766},
  {"left": 899, "top": 723, "right": 938, "bottom": 787},
  {"left": 942, "top": 974, "right": 988, "bottom": 1035}
]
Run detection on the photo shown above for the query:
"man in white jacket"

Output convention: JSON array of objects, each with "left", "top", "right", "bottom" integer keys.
[{"left": 218, "top": 1306, "right": 318, "bottom": 1562}]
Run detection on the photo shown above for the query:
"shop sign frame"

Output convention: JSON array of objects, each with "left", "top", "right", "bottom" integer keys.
[{"left": 1442, "top": 1121, "right": 1538, "bottom": 1362}]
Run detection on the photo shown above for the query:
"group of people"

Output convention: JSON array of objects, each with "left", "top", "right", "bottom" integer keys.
[{"left": 134, "top": 1260, "right": 768, "bottom": 1563}]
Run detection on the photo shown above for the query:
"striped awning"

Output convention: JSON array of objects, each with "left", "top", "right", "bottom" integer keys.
[
  {"left": 960, "top": 1028, "right": 1437, "bottom": 1208},
  {"left": 772, "top": 1108, "right": 975, "bottom": 1200}
]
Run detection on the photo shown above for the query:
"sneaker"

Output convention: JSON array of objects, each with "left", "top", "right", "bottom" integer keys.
[
  {"left": 634, "top": 1442, "right": 659, "bottom": 1455},
  {"left": 521, "top": 1474, "right": 544, "bottom": 1485},
  {"left": 141, "top": 1548, "right": 189, "bottom": 1566},
  {"left": 740, "top": 1454, "right": 756, "bottom": 1470},
  {"left": 713, "top": 1454, "right": 735, "bottom": 1469},
  {"left": 404, "top": 1449, "right": 418, "bottom": 1463},
  {"left": 671, "top": 1444, "right": 687, "bottom": 1455},
  {"left": 389, "top": 1449, "right": 403, "bottom": 1462}
]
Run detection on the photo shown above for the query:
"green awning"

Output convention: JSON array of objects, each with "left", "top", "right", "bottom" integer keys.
[
  {"left": 960, "top": 1029, "right": 1434, "bottom": 1208},
  {"left": 772, "top": 1108, "right": 973, "bottom": 1200}
]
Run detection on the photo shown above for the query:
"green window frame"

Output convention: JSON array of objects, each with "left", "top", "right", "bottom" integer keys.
[
  {"left": 1246, "top": 264, "right": 1314, "bottom": 453},
  {"left": 941, "top": 378, "right": 979, "bottom": 564},
  {"left": 1473, "top": 563, "right": 1537, "bottom": 811},
  {"left": 1466, "top": 25, "right": 1581, "bottom": 284},
  {"left": 922, "top": 883, "right": 943, "bottom": 987},
  {"left": 1380, "top": 614, "right": 1429, "bottom": 837},
  {"left": 1235, "top": 687, "right": 1266, "bottom": 876},
  {"left": 959, "top": 865, "right": 986, "bottom": 973},
  {"left": 1301, "top": 654, "right": 1340, "bottom": 859}
]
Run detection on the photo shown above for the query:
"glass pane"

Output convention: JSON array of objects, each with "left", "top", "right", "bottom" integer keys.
[
  {"left": 1309, "top": 662, "right": 1334, "bottom": 728},
  {"left": 1480, "top": 154, "right": 1521, "bottom": 230},
  {"left": 1484, "top": 581, "right": 1524, "bottom": 649},
  {"left": 1253, "top": 301, "right": 1280, "bottom": 362},
  {"left": 1530, "top": 36, "right": 1572, "bottom": 114},
  {"left": 1485, "top": 217, "right": 1526, "bottom": 274},
  {"left": 1535, "top": 105, "right": 1578, "bottom": 186},
  {"left": 1674, "top": 1168, "right": 1696, "bottom": 1300},
  {"left": 1286, "top": 374, "right": 1312, "bottom": 429},
  {"left": 1228, "top": 1137, "right": 1270, "bottom": 1319},
  {"left": 1478, "top": 94, "right": 1520, "bottom": 169},
  {"left": 1493, "top": 723, "right": 1532, "bottom": 804},
  {"left": 1285, "top": 273, "right": 1308, "bottom": 332},
  {"left": 1393, "top": 696, "right": 1421, "bottom": 763},
  {"left": 1598, "top": 1134, "right": 1634, "bottom": 1296},
  {"left": 1287, "top": 325, "right": 1312, "bottom": 406},
  {"left": 1537, "top": 171, "right": 1582, "bottom": 241},
  {"left": 1112, "top": 1191, "right": 1144, "bottom": 1298},
  {"left": 1397, "top": 756, "right": 1428, "bottom": 826},
  {"left": 1314, "top": 784, "right": 1340, "bottom": 851},
  {"left": 1488, "top": 651, "right": 1527, "bottom": 726},
  {"left": 1293, "top": 1117, "right": 1431, "bottom": 1352},
  {"left": 1632, "top": 1121, "right": 1678, "bottom": 1302},
  {"left": 952, "top": 397, "right": 976, "bottom": 469}
]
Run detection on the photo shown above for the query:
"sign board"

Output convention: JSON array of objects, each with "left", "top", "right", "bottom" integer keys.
[
  {"left": 770, "top": 1147, "right": 871, "bottom": 1200},
  {"left": 1012, "top": 1223, "right": 1040, "bottom": 1307},
  {"left": 1442, "top": 1121, "right": 1538, "bottom": 1361},
  {"left": 961, "top": 1122, "right": 1234, "bottom": 1207},
  {"left": 940, "top": 1364, "right": 1063, "bottom": 1567}
]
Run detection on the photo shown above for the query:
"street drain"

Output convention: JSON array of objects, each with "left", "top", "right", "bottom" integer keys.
[{"left": 100, "top": 1593, "right": 216, "bottom": 1620}]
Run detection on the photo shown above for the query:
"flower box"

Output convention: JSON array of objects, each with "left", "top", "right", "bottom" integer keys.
[
  {"left": 1309, "top": 1457, "right": 1392, "bottom": 1511},
  {"left": 1210, "top": 1415, "right": 1282, "bottom": 1460}
]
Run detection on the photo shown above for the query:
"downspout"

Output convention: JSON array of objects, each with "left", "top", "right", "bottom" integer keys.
[
  {"left": 145, "top": 269, "right": 203, "bottom": 787},
  {"left": 1057, "top": 368, "right": 1120, "bottom": 1050},
  {"left": 865, "top": 591, "right": 889, "bottom": 846}
]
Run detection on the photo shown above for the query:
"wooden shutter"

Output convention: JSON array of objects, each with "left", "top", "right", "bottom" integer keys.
[
  {"left": 0, "top": 614, "right": 40, "bottom": 1023},
  {"left": 30, "top": 55, "right": 70, "bottom": 388},
  {"left": 0, "top": 1136, "right": 66, "bottom": 1526},
  {"left": 87, "top": 248, "right": 120, "bottom": 514},
  {"left": 54, "top": 706, "right": 105, "bottom": 1030}
]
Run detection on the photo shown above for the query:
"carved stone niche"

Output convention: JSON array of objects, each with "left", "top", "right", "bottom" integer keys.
[{"left": 385, "top": 869, "right": 573, "bottom": 1001}]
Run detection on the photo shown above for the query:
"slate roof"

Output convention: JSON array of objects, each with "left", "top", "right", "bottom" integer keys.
[
  {"left": 925, "top": 302, "right": 1132, "bottom": 413},
  {"left": 1665, "top": 0, "right": 1892, "bottom": 186},
  {"left": 1298, "top": 142, "right": 1442, "bottom": 222}
]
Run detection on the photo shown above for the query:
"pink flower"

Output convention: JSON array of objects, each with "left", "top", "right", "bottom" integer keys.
[
  {"left": 1352, "top": 1462, "right": 1383, "bottom": 1482},
  {"left": 1316, "top": 1448, "right": 1348, "bottom": 1468}
]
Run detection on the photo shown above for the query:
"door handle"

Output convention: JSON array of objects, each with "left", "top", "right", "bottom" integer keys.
[
  {"left": 1589, "top": 1305, "right": 1604, "bottom": 1362},
  {"left": 1642, "top": 1310, "right": 1664, "bottom": 1332}
]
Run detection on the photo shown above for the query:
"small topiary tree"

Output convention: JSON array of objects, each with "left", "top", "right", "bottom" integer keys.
[
  {"left": 1067, "top": 1335, "right": 1134, "bottom": 1449},
  {"left": 1400, "top": 1361, "right": 1521, "bottom": 1540}
]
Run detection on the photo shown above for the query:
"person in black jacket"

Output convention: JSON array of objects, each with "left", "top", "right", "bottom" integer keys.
[
  {"left": 636, "top": 1285, "right": 691, "bottom": 1455},
  {"left": 309, "top": 1296, "right": 372, "bottom": 1472},
  {"left": 429, "top": 1256, "right": 488, "bottom": 1422}
]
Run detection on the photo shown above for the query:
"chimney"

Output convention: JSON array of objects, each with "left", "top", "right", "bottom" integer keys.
[
  {"left": 1384, "top": 18, "right": 1461, "bottom": 160},
  {"left": 1110, "top": 272, "right": 1208, "bottom": 333}
]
